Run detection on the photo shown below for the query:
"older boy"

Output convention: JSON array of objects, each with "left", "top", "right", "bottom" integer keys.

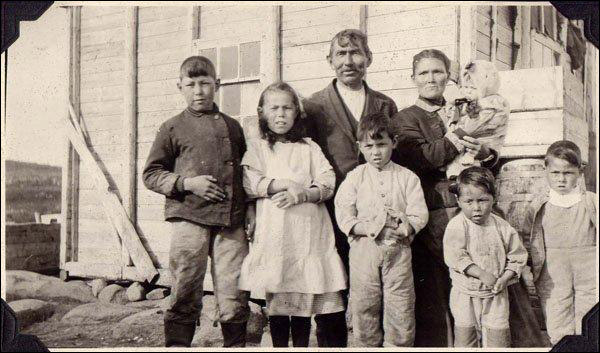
[
  {"left": 143, "top": 56, "right": 252, "bottom": 347},
  {"left": 334, "top": 112, "right": 428, "bottom": 346}
]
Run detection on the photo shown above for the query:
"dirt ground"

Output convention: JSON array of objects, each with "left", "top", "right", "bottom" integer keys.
[{"left": 21, "top": 298, "right": 265, "bottom": 348}]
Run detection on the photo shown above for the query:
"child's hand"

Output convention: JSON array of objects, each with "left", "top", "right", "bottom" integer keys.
[
  {"left": 245, "top": 203, "right": 256, "bottom": 242},
  {"left": 271, "top": 191, "right": 295, "bottom": 209},
  {"left": 184, "top": 175, "right": 226, "bottom": 202},
  {"left": 380, "top": 226, "right": 399, "bottom": 240},
  {"left": 479, "top": 271, "right": 498, "bottom": 287},
  {"left": 492, "top": 276, "right": 509, "bottom": 294},
  {"left": 396, "top": 222, "right": 414, "bottom": 239},
  {"left": 286, "top": 185, "right": 308, "bottom": 204}
]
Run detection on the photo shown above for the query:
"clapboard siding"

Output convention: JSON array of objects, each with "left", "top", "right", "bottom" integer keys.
[
  {"left": 200, "top": 6, "right": 267, "bottom": 41},
  {"left": 475, "top": 5, "right": 515, "bottom": 69},
  {"left": 134, "top": 6, "right": 192, "bottom": 272}
]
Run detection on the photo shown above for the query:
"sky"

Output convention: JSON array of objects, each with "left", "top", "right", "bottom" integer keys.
[{"left": 2, "top": 5, "right": 69, "bottom": 167}]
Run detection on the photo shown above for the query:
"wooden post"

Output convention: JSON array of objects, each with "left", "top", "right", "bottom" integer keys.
[
  {"left": 192, "top": 6, "right": 200, "bottom": 40},
  {"left": 61, "top": 6, "right": 81, "bottom": 269},
  {"left": 513, "top": 6, "right": 523, "bottom": 69},
  {"left": 491, "top": 6, "right": 498, "bottom": 63},
  {"left": 261, "top": 6, "right": 281, "bottom": 85},
  {"left": 122, "top": 6, "right": 138, "bottom": 267},
  {"left": 65, "top": 106, "right": 158, "bottom": 283},
  {"left": 521, "top": 6, "right": 532, "bottom": 69},
  {"left": 358, "top": 5, "right": 367, "bottom": 34},
  {"left": 459, "top": 5, "right": 477, "bottom": 69}
]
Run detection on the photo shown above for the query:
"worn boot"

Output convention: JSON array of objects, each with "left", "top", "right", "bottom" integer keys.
[
  {"left": 454, "top": 326, "right": 479, "bottom": 347},
  {"left": 221, "top": 321, "right": 247, "bottom": 347},
  {"left": 164, "top": 320, "right": 196, "bottom": 347},
  {"left": 485, "top": 327, "right": 511, "bottom": 347}
]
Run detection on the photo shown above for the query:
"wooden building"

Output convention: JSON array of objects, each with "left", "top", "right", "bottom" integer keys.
[{"left": 60, "top": 4, "right": 598, "bottom": 285}]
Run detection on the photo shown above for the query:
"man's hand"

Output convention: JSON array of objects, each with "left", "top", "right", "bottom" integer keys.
[
  {"left": 245, "top": 203, "right": 256, "bottom": 242},
  {"left": 184, "top": 175, "right": 226, "bottom": 202}
]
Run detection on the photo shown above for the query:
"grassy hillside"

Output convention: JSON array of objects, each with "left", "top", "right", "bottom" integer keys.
[{"left": 5, "top": 160, "right": 61, "bottom": 223}]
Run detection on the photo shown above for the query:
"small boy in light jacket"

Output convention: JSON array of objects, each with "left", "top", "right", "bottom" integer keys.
[
  {"left": 143, "top": 56, "right": 253, "bottom": 348},
  {"left": 522, "top": 140, "right": 597, "bottom": 345},
  {"left": 444, "top": 166, "right": 527, "bottom": 347},
  {"left": 334, "top": 112, "right": 428, "bottom": 347}
]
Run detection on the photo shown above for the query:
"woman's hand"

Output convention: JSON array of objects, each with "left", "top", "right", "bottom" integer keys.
[
  {"left": 286, "top": 185, "right": 308, "bottom": 204},
  {"left": 458, "top": 136, "right": 491, "bottom": 160}
]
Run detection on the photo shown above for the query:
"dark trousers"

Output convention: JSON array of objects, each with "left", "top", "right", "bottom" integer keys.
[{"left": 315, "top": 201, "right": 349, "bottom": 347}]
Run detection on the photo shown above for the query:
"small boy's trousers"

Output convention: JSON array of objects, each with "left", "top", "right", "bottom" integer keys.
[
  {"left": 165, "top": 219, "right": 250, "bottom": 346},
  {"left": 349, "top": 237, "right": 415, "bottom": 347},
  {"left": 449, "top": 287, "right": 510, "bottom": 347},
  {"left": 535, "top": 247, "right": 597, "bottom": 345}
]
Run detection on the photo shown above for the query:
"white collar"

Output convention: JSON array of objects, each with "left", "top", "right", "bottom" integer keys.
[
  {"left": 336, "top": 80, "right": 365, "bottom": 95},
  {"left": 548, "top": 188, "right": 582, "bottom": 208}
]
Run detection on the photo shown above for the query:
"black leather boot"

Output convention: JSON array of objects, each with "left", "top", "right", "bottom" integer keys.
[
  {"left": 221, "top": 321, "right": 247, "bottom": 347},
  {"left": 164, "top": 320, "right": 196, "bottom": 347}
]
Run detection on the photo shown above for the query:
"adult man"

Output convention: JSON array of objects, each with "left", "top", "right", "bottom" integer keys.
[{"left": 304, "top": 29, "right": 398, "bottom": 347}]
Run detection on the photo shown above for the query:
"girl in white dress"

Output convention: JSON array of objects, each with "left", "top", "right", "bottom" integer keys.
[{"left": 239, "top": 82, "right": 347, "bottom": 347}]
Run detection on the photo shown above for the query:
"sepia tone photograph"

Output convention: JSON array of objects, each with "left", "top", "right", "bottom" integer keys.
[{"left": 1, "top": 1, "right": 598, "bottom": 350}]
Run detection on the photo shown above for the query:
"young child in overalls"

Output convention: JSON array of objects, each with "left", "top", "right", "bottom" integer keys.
[
  {"left": 522, "top": 140, "right": 597, "bottom": 345},
  {"left": 334, "top": 112, "right": 429, "bottom": 347},
  {"left": 446, "top": 60, "right": 510, "bottom": 178},
  {"left": 142, "top": 56, "right": 252, "bottom": 347},
  {"left": 444, "top": 166, "right": 527, "bottom": 347},
  {"left": 238, "top": 82, "right": 347, "bottom": 347}
]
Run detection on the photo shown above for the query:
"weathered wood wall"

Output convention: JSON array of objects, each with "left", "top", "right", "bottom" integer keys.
[
  {"left": 282, "top": 4, "right": 458, "bottom": 110},
  {"left": 475, "top": 5, "right": 514, "bottom": 70}
]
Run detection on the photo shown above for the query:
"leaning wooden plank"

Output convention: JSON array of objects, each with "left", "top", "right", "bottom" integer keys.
[{"left": 65, "top": 105, "right": 159, "bottom": 283}]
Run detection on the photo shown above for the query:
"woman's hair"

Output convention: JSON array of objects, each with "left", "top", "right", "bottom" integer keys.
[
  {"left": 356, "top": 112, "right": 396, "bottom": 142},
  {"left": 449, "top": 166, "right": 496, "bottom": 198},
  {"left": 544, "top": 140, "right": 583, "bottom": 169},
  {"left": 411, "top": 49, "right": 451, "bottom": 76},
  {"left": 257, "top": 82, "right": 308, "bottom": 148}
]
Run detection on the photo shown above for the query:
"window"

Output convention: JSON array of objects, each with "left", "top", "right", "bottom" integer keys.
[{"left": 197, "top": 40, "right": 262, "bottom": 117}]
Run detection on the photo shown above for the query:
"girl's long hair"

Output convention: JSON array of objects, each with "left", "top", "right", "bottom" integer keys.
[{"left": 257, "top": 82, "right": 308, "bottom": 148}]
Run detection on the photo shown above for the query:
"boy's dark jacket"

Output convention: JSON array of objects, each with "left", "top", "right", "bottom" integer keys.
[
  {"left": 143, "top": 105, "right": 246, "bottom": 228},
  {"left": 303, "top": 79, "right": 398, "bottom": 186}
]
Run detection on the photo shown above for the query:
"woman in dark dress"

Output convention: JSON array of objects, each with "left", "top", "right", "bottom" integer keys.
[{"left": 392, "top": 49, "right": 549, "bottom": 347}]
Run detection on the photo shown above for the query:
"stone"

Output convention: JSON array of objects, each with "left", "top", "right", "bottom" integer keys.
[
  {"left": 125, "top": 299, "right": 164, "bottom": 309},
  {"left": 146, "top": 288, "right": 169, "bottom": 300},
  {"left": 91, "top": 279, "right": 108, "bottom": 297},
  {"left": 61, "top": 302, "right": 142, "bottom": 324},
  {"left": 5, "top": 270, "right": 96, "bottom": 303},
  {"left": 98, "top": 284, "right": 127, "bottom": 305},
  {"left": 126, "top": 282, "right": 146, "bottom": 302},
  {"left": 111, "top": 308, "right": 164, "bottom": 340},
  {"left": 8, "top": 299, "right": 55, "bottom": 330}
]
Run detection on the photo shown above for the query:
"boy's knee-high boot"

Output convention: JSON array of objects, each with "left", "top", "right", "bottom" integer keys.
[
  {"left": 454, "top": 326, "right": 478, "bottom": 348},
  {"left": 221, "top": 322, "right": 247, "bottom": 347},
  {"left": 164, "top": 320, "right": 196, "bottom": 347},
  {"left": 485, "top": 328, "right": 511, "bottom": 348}
]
